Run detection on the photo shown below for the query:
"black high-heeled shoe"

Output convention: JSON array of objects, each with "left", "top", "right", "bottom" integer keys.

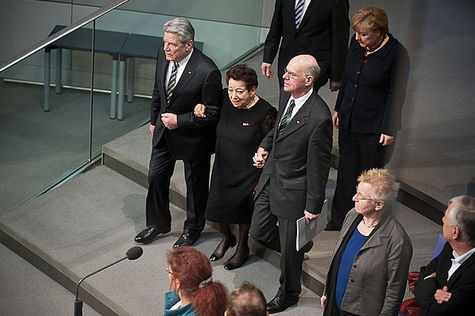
[
  {"left": 209, "top": 235, "right": 236, "bottom": 261},
  {"left": 223, "top": 247, "right": 250, "bottom": 270}
]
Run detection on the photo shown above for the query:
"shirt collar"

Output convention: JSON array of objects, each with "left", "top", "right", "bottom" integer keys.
[
  {"left": 291, "top": 88, "right": 313, "bottom": 107},
  {"left": 174, "top": 48, "right": 193, "bottom": 69},
  {"left": 452, "top": 247, "right": 475, "bottom": 264}
]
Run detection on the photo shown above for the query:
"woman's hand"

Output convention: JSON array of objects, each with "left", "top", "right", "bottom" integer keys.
[
  {"left": 332, "top": 111, "right": 339, "bottom": 128},
  {"left": 379, "top": 133, "right": 395, "bottom": 146},
  {"left": 252, "top": 147, "right": 268, "bottom": 168},
  {"left": 194, "top": 103, "right": 206, "bottom": 118},
  {"left": 320, "top": 295, "right": 327, "bottom": 309}
]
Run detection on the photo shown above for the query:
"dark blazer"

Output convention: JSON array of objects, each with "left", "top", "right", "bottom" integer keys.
[
  {"left": 263, "top": 0, "right": 349, "bottom": 85},
  {"left": 255, "top": 90, "right": 332, "bottom": 220},
  {"left": 335, "top": 34, "right": 409, "bottom": 136},
  {"left": 414, "top": 242, "right": 475, "bottom": 316},
  {"left": 150, "top": 47, "right": 222, "bottom": 159}
]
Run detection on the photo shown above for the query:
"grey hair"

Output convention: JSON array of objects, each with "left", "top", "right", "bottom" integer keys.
[
  {"left": 163, "top": 17, "right": 195, "bottom": 43},
  {"left": 306, "top": 64, "right": 321, "bottom": 80},
  {"left": 448, "top": 195, "right": 475, "bottom": 243}
]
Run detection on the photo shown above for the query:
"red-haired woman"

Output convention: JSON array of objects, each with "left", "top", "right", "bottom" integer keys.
[{"left": 165, "top": 246, "right": 227, "bottom": 316}]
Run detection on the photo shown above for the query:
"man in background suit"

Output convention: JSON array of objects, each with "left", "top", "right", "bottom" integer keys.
[
  {"left": 134, "top": 17, "right": 222, "bottom": 248},
  {"left": 414, "top": 195, "right": 475, "bottom": 315},
  {"left": 261, "top": 0, "right": 349, "bottom": 90},
  {"left": 250, "top": 55, "right": 332, "bottom": 313}
]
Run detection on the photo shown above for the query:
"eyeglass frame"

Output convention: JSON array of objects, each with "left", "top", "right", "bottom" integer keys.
[
  {"left": 353, "top": 186, "right": 376, "bottom": 202},
  {"left": 166, "top": 268, "right": 177, "bottom": 276},
  {"left": 283, "top": 67, "right": 312, "bottom": 80}
]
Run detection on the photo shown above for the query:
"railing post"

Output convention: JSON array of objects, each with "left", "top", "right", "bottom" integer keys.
[
  {"left": 88, "top": 21, "right": 96, "bottom": 162},
  {"left": 43, "top": 49, "right": 50, "bottom": 112}
]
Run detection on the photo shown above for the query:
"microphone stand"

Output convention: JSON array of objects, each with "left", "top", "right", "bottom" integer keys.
[{"left": 74, "top": 256, "right": 127, "bottom": 316}]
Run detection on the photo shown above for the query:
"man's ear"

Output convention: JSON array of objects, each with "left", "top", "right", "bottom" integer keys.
[
  {"left": 185, "top": 40, "right": 193, "bottom": 51},
  {"left": 453, "top": 225, "right": 461, "bottom": 240},
  {"left": 305, "top": 76, "right": 313, "bottom": 86}
]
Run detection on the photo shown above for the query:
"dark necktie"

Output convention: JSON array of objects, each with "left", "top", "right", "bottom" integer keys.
[
  {"left": 277, "top": 99, "right": 296, "bottom": 136},
  {"left": 166, "top": 62, "right": 179, "bottom": 104},
  {"left": 295, "top": 0, "right": 305, "bottom": 29}
]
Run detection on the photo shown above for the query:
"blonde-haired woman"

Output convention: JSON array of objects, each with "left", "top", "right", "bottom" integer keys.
[{"left": 322, "top": 169, "right": 413, "bottom": 315}]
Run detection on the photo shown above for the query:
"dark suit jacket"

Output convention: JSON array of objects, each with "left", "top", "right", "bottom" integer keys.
[
  {"left": 335, "top": 34, "right": 409, "bottom": 136},
  {"left": 255, "top": 90, "right": 332, "bottom": 220},
  {"left": 414, "top": 242, "right": 475, "bottom": 315},
  {"left": 150, "top": 47, "right": 222, "bottom": 160},
  {"left": 263, "top": 0, "right": 349, "bottom": 85}
]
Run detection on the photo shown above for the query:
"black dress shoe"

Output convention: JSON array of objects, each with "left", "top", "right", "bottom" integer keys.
[
  {"left": 266, "top": 293, "right": 298, "bottom": 314},
  {"left": 223, "top": 247, "right": 249, "bottom": 270},
  {"left": 324, "top": 221, "right": 342, "bottom": 231},
  {"left": 134, "top": 226, "right": 170, "bottom": 244},
  {"left": 173, "top": 232, "right": 199, "bottom": 248},
  {"left": 210, "top": 235, "right": 237, "bottom": 261}
]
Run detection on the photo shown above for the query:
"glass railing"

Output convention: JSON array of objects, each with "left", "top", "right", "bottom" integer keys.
[{"left": 0, "top": 0, "right": 266, "bottom": 214}]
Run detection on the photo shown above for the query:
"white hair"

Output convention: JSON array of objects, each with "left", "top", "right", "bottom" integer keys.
[
  {"left": 448, "top": 195, "right": 475, "bottom": 242},
  {"left": 163, "top": 17, "right": 195, "bottom": 43}
]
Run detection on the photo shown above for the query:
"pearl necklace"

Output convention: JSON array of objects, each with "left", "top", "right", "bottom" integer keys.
[
  {"left": 365, "top": 34, "right": 389, "bottom": 56},
  {"left": 362, "top": 218, "right": 377, "bottom": 228}
]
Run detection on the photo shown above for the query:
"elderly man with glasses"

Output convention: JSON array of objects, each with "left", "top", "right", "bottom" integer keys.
[{"left": 250, "top": 54, "right": 333, "bottom": 313}]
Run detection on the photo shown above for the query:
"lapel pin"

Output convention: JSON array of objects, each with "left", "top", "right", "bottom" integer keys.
[
  {"left": 297, "top": 120, "right": 300, "bottom": 124},
  {"left": 242, "top": 122, "right": 249, "bottom": 126},
  {"left": 188, "top": 71, "right": 192, "bottom": 74}
]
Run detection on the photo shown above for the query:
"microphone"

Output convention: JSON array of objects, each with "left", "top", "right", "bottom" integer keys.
[{"left": 74, "top": 246, "right": 143, "bottom": 316}]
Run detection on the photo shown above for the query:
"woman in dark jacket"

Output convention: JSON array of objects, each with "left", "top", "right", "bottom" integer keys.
[{"left": 326, "top": 7, "right": 409, "bottom": 231}]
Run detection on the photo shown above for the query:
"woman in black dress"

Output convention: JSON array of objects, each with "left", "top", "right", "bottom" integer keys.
[{"left": 194, "top": 64, "right": 276, "bottom": 270}]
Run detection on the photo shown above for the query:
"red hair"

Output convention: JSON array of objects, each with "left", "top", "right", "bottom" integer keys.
[{"left": 167, "top": 246, "right": 227, "bottom": 316}]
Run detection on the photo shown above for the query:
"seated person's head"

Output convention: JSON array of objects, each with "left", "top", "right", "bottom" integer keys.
[
  {"left": 445, "top": 195, "right": 475, "bottom": 245},
  {"left": 168, "top": 246, "right": 227, "bottom": 316},
  {"left": 225, "top": 282, "right": 268, "bottom": 316}
]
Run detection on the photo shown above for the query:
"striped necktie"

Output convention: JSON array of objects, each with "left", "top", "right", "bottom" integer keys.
[
  {"left": 166, "top": 62, "right": 179, "bottom": 104},
  {"left": 295, "top": 0, "right": 305, "bottom": 29},
  {"left": 277, "top": 99, "right": 296, "bottom": 136}
]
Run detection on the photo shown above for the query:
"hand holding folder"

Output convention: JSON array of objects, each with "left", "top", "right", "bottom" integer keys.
[{"left": 296, "top": 200, "right": 328, "bottom": 251}]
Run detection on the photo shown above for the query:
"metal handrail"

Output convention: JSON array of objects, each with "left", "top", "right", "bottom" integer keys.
[{"left": 0, "top": 0, "right": 128, "bottom": 73}]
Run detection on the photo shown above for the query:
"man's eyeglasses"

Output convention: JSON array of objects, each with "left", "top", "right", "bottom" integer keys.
[{"left": 283, "top": 68, "right": 309, "bottom": 80}]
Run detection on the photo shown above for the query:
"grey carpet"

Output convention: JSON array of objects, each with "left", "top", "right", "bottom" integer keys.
[{"left": 0, "top": 243, "right": 100, "bottom": 316}]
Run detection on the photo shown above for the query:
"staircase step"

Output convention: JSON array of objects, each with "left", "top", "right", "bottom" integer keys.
[
  {"left": 0, "top": 165, "right": 321, "bottom": 315},
  {"left": 102, "top": 126, "right": 442, "bottom": 298}
]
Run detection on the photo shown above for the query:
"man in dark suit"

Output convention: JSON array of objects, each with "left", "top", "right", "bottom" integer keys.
[
  {"left": 134, "top": 17, "right": 222, "bottom": 248},
  {"left": 250, "top": 55, "right": 332, "bottom": 313},
  {"left": 414, "top": 195, "right": 475, "bottom": 315},
  {"left": 261, "top": 0, "right": 349, "bottom": 91}
]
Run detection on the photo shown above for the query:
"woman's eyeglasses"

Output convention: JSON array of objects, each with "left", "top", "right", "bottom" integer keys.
[{"left": 353, "top": 187, "right": 374, "bottom": 201}]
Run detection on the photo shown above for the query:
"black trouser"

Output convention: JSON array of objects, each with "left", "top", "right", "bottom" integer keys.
[
  {"left": 330, "top": 129, "right": 394, "bottom": 227},
  {"left": 146, "top": 146, "right": 210, "bottom": 235},
  {"left": 250, "top": 182, "right": 306, "bottom": 298}
]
